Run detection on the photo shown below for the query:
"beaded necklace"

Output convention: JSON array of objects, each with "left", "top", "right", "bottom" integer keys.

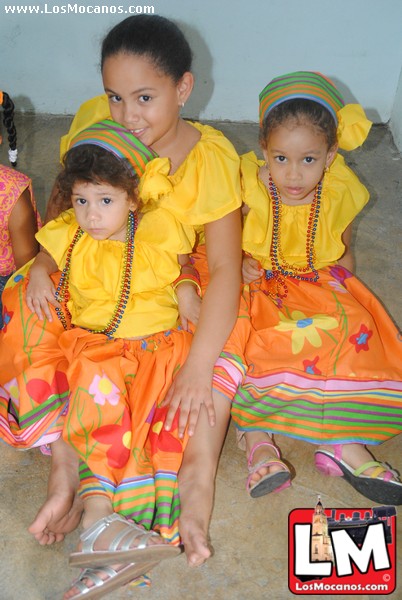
[
  {"left": 54, "top": 210, "right": 138, "bottom": 338},
  {"left": 265, "top": 175, "right": 322, "bottom": 299}
]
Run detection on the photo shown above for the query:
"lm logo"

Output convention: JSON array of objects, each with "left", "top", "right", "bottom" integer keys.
[{"left": 288, "top": 499, "right": 396, "bottom": 595}]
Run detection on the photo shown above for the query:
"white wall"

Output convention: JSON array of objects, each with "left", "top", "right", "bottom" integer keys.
[{"left": 1, "top": 0, "right": 402, "bottom": 124}]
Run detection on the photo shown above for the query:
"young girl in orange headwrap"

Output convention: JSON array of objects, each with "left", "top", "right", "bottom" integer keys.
[
  {"left": 232, "top": 72, "right": 402, "bottom": 505},
  {"left": 0, "top": 119, "right": 196, "bottom": 598}
]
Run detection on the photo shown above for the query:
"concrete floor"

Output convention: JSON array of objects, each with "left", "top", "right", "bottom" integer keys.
[{"left": 0, "top": 116, "right": 401, "bottom": 600}]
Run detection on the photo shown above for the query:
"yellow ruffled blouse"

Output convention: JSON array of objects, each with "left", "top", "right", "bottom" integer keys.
[
  {"left": 60, "top": 95, "right": 242, "bottom": 245},
  {"left": 36, "top": 208, "right": 195, "bottom": 338},
  {"left": 242, "top": 152, "right": 369, "bottom": 270}
]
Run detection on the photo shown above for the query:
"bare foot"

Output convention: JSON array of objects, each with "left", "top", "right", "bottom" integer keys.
[
  {"left": 28, "top": 438, "right": 82, "bottom": 545},
  {"left": 29, "top": 492, "right": 83, "bottom": 545},
  {"left": 179, "top": 515, "right": 211, "bottom": 567}
]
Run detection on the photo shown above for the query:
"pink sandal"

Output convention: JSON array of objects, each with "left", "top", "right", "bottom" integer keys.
[
  {"left": 315, "top": 445, "right": 402, "bottom": 505},
  {"left": 246, "top": 441, "right": 291, "bottom": 498}
]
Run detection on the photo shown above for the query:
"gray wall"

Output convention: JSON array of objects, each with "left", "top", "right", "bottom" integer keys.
[
  {"left": 390, "top": 67, "right": 402, "bottom": 149},
  {"left": 1, "top": 0, "right": 402, "bottom": 131}
]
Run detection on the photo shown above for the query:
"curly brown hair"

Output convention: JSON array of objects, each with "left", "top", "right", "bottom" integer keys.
[{"left": 51, "top": 144, "right": 139, "bottom": 216}]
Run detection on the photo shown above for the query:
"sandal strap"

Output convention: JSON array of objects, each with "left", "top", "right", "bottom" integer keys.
[
  {"left": 249, "top": 457, "right": 289, "bottom": 476},
  {"left": 80, "top": 514, "right": 125, "bottom": 552},
  {"left": 109, "top": 522, "right": 159, "bottom": 551},
  {"left": 79, "top": 512, "right": 160, "bottom": 554},
  {"left": 247, "top": 440, "right": 280, "bottom": 469},
  {"left": 73, "top": 566, "right": 118, "bottom": 593},
  {"left": 354, "top": 460, "right": 399, "bottom": 481}
]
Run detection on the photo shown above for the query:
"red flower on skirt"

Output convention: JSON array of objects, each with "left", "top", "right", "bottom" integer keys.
[
  {"left": 349, "top": 324, "right": 373, "bottom": 353},
  {"left": 26, "top": 370, "right": 70, "bottom": 405},
  {"left": 303, "top": 356, "right": 322, "bottom": 375},
  {"left": 2, "top": 306, "right": 13, "bottom": 332},
  {"left": 92, "top": 407, "right": 132, "bottom": 469},
  {"left": 149, "top": 405, "right": 183, "bottom": 455}
]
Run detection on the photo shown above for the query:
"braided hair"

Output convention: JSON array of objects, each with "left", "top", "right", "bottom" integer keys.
[{"left": 0, "top": 91, "right": 18, "bottom": 166}]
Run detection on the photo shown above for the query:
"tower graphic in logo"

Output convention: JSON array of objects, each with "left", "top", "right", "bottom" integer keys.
[{"left": 311, "top": 496, "right": 333, "bottom": 563}]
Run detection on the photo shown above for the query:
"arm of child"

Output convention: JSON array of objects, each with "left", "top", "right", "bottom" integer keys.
[
  {"left": 164, "top": 209, "right": 242, "bottom": 438},
  {"left": 26, "top": 249, "right": 59, "bottom": 321},
  {"left": 174, "top": 255, "right": 202, "bottom": 331},
  {"left": 8, "top": 188, "right": 39, "bottom": 269},
  {"left": 337, "top": 224, "right": 355, "bottom": 272}
]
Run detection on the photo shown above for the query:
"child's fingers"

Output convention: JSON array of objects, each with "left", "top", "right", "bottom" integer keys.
[
  {"left": 42, "top": 301, "right": 54, "bottom": 322},
  {"left": 243, "top": 264, "right": 264, "bottom": 284},
  {"left": 26, "top": 296, "right": 35, "bottom": 314},
  {"left": 203, "top": 395, "right": 216, "bottom": 429},
  {"left": 185, "top": 399, "right": 215, "bottom": 437},
  {"left": 180, "top": 315, "right": 190, "bottom": 331},
  {"left": 31, "top": 299, "right": 44, "bottom": 321},
  {"left": 164, "top": 392, "right": 179, "bottom": 431}
]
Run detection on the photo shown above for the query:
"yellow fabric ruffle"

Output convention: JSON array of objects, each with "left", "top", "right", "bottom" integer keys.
[
  {"left": 241, "top": 151, "right": 369, "bottom": 270},
  {"left": 36, "top": 208, "right": 195, "bottom": 337},
  {"left": 139, "top": 121, "right": 241, "bottom": 226},
  {"left": 337, "top": 104, "right": 372, "bottom": 151}
]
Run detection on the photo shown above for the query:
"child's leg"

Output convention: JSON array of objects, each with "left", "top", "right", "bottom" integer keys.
[
  {"left": 178, "top": 391, "right": 230, "bottom": 567},
  {"left": 28, "top": 436, "right": 83, "bottom": 545},
  {"left": 0, "top": 271, "right": 80, "bottom": 543}
]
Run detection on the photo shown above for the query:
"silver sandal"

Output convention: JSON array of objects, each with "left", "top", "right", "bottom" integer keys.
[
  {"left": 69, "top": 513, "right": 181, "bottom": 568},
  {"left": 66, "top": 561, "right": 159, "bottom": 600}
]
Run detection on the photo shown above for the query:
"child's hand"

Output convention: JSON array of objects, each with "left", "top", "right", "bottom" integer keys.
[
  {"left": 162, "top": 360, "right": 215, "bottom": 438},
  {"left": 175, "top": 282, "right": 202, "bottom": 331},
  {"left": 242, "top": 255, "right": 264, "bottom": 284},
  {"left": 26, "top": 271, "right": 58, "bottom": 321}
]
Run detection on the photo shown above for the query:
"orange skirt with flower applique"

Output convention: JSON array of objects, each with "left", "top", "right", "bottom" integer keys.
[
  {"left": 0, "top": 267, "right": 193, "bottom": 543},
  {"left": 60, "top": 326, "right": 192, "bottom": 542},
  {"left": 232, "top": 266, "right": 402, "bottom": 445},
  {"left": 190, "top": 244, "right": 250, "bottom": 400}
]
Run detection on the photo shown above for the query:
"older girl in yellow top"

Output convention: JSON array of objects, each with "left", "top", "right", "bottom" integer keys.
[
  {"left": 55, "top": 14, "right": 246, "bottom": 567},
  {"left": 0, "top": 120, "right": 197, "bottom": 598},
  {"left": 232, "top": 72, "right": 402, "bottom": 505}
]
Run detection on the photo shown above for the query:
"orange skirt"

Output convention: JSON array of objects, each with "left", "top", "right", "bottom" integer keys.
[
  {"left": 0, "top": 270, "right": 69, "bottom": 448},
  {"left": 61, "top": 327, "right": 192, "bottom": 542},
  {"left": 0, "top": 270, "right": 192, "bottom": 542},
  {"left": 232, "top": 266, "right": 402, "bottom": 445}
]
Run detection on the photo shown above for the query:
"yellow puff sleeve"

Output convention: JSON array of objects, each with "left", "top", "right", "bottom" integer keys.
[
  {"left": 241, "top": 152, "right": 271, "bottom": 258},
  {"left": 36, "top": 209, "right": 77, "bottom": 265},
  {"left": 132, "top": 207, "right": 196, "bottom": 293},
  {"left": 139, "top": 122, "right": 242, "bottom": 226}
]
